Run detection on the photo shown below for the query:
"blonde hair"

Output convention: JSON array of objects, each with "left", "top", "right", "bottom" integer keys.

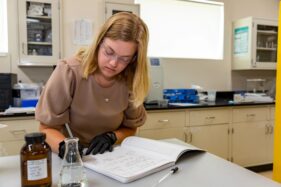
[{"left": 75, "top": 12, "right": 149, "bottom": 107}]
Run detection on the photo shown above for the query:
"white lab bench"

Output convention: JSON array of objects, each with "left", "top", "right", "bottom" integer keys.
[{"left": 0, "top": 140, "right": 280, "bottom": 187}]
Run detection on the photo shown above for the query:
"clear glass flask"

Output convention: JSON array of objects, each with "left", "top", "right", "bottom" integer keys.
[{"left": 58, "top": 137, "right": 88, "bottom": 187}]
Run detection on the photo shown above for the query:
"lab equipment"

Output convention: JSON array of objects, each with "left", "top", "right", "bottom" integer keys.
[
  {"left": 145, "top": 58, "right": 164, "bottom": 104},
  {"left": 0, "top": 73, "right": 17, "bottom": 111},
  {"left": 58, "top": 137, "right": 88, "bottom": 187},
  {"left": 246, "top": 78, "right": 266, "bottom": 93}
]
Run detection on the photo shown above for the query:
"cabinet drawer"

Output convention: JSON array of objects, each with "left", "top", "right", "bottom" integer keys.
[
  {"left": 0, "top": 119, "right": 39, "bottom": 141},
  {"left": 270, "top": 107, "right": 275, "bottom": 120},
  {"left": 141, "top": 111, "right": 185, "bottom": 130},
  {"left": 138, "top": 128, "right": 184, "bottom": 141},
  {"left": 0, "top": 140, "right": 25, "bottom": 156},
  {"left": 189, "top": 108, "right": 231, "bottom": 126},
  {"left": 233, "top": 107, "right": 268, "bottom": 123}
]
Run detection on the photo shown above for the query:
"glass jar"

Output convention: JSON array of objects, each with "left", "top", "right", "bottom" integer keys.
[{"left": 20, "top": 132, "right": 52, "bottom": 187}]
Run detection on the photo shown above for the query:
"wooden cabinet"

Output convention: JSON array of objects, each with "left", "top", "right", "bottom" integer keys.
[
  {"left": 185, "top": 108, "right": 231, "bottom": 160},
  {"left": 18, "top": 0, "right": 61, "bottom": 66},
  {"left": 0, "top": 117, "right": 39, "bottom": 156},
  {"left": 231, "top": 106, "right": 274, "bottom": 166},
  {"left": 232, "top": 17, "right": 278, "bottom": 70},
  {"left": 266, "top": 106, "right": 275, "bottom": 162},
  {"left": 137, "top": 110, "right": 185, "bottom": 141},
  {"left": 140, "top": 105, "right": 275, "bottom": 167}
]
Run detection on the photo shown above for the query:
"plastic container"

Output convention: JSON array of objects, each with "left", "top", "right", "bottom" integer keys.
[
  {"left": 13, "top": 83, "right": 42, "bottom": 107},
  {"left": 207, "top": 91, "right": 217, "bottom": 102},
  {"left": 20, "top": 132, "right": 52, "bottom": 187}
]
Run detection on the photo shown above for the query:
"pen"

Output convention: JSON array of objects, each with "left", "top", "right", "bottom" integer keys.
[
  {"left": 152, "top": 167, "right": 179, "bottom": 187},
  {"left": 65, "top": 123, "right": 73, "bottom": 138},
  {"left": 65, "top": 123, "right": 88, "bottom": 155}
]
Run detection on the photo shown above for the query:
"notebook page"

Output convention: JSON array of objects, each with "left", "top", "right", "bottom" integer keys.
[
  {"left": 122, "top": 136, "right": 199, "bottom": 161},
  {"left": 83, "top": 145, "right": 171, "bottom": 182}
]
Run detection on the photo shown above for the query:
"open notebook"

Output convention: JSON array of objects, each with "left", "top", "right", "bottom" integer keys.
[{"left": 83, "top": 136, "right": 204, "bottom": 183}]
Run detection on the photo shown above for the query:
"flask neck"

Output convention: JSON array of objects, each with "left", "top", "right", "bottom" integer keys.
[{"left": 63, "top": 137, "right": 83, "bottom": 164}]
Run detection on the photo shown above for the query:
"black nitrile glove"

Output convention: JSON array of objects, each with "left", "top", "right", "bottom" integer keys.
[
  {"left": 86, "top": 132, "right": 117, "bottom": 155},
  {"left": 58, "top": 140, "right": 84, "bottom": 162}
]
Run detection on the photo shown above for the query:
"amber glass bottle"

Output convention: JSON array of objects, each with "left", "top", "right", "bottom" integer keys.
[{"left": 20, "top": 132, "right": 52, "bottom": 187}]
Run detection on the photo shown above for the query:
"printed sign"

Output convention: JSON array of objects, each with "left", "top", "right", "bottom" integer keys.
[{"left": 234, "top": 26, "right": 249, "bottom": 55}]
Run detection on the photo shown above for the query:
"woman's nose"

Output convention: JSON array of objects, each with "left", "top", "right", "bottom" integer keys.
[{"left": 108, "top": 56, "right": 118, "bottom": 67}]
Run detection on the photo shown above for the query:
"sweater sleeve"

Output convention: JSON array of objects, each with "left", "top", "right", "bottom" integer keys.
[
  {"left": 35, "top": 60, "right": 76, "bottom": 126},
  {"left": 122, "top": 93, "right": 147, "bottom": 128}
]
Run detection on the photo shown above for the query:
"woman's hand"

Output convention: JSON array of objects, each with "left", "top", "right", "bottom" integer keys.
[{"left": 86, "top": 132, "right": 117, "bottom": 155}]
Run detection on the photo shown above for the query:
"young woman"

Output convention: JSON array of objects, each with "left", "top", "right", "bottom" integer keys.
[{"left": 35, "top": 12, "right": 150, "bottom": 157}]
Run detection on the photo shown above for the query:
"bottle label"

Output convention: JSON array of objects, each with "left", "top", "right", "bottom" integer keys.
[{"left": 27, "top": 158, "right": 47, "bottom": 181}]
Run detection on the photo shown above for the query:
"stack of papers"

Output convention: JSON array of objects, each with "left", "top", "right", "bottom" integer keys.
[
  {"left": 244, "top": 93, "right": 274, "bottom": 103},
  {"left": 234, "top": 93, "right": 274, "bottom": 103},
  {"left": 169, "top": 103, "right": 200, "bottom": 106}
]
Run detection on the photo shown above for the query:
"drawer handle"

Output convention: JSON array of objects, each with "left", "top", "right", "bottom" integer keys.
[
  {"left": 269, "top": 126, "right": 274, "bottom": 134},
  {"left": 246, "top": 114, "right": 256, "bottom": 117},
  {"left": 184, "top": 131, "right": 192, "bottom": 143},
  {"left": 265, "top": 125, "right": 269, "bottom": 134},
  {"left": 205, "top": 116, "right": 216, "bottom": 120},
  {"left": 158, "top": 119, "right": 169, "bottom": 123},
  {"left": 187, "top": 132, "right": 192, "bottom": 143},
  {"left": 10, "top": 130, "right": 26, "bottom": 136}
]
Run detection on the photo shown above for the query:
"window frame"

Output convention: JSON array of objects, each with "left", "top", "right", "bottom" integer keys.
[
  {"left": 0, "top": 0, "right": 8, "bottom": 56},
  {"left": 135, "top": 0, "right": 225, "bottom": 60}
]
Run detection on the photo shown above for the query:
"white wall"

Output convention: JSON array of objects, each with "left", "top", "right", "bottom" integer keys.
[
  {"left": 0, "top": 0, "right": 279, "bottom": 91},
  {"left": 161, "top": 0, "right": 279, "bottom": 91}
]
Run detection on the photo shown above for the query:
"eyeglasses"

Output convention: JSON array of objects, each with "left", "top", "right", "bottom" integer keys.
[{"left": 100, "top": 42, "right": 136, "bottom": 65}]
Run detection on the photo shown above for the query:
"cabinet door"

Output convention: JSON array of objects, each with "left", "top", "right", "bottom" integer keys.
[
  {"left": 232, "top": 107, "right": 268, "bottom": 123},
  {"left": 138, "top": 128, "right": 185, "bottom": 141},
  {"left": 185, "top": 124, "right": 229, "bottom": 160},
  {"left": 141, "top": 111, "right": 185, "bottom": 130},
  {"left": 138, "top": 111, "right": 185, "bottom": 140},
  {"left": 267, "top": 106, "right": 275, "bottom": 162},
  {"left": 18, "top": 0, "right": 61, "bottom": 66},
  {"left": 189, "top": 108, "right": 231, "bottom": 126},
  {"left": 265, "top": 122, "right": 274, "bottom": 163},
  {"left": 0, "top": 140, "right": 25, "bottom": 156},
  {"left": 0, "top": 118, "right": 39, "bottom": 156},
  {"left": 232, "top": 17, "right": 277, "bottom": 70},
  {"left": 232, "top": 121, "right": 267, "bottom": 167},
  {"left": 0, "top": 119, "right": 39, "bottom": 142},
  {"left": 270, "top": 106, "right": 275, "bottom": 120},
  {"left": 253, "top": 19, "right": 277, "bottom": 69}
]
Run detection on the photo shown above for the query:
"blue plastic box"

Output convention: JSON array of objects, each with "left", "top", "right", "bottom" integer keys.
[
  {"left": 21, "top": 99, "right": 38, "bottom": 107},
  {"left": 163, "top": 89, "right": 199, "bottom": 103}
]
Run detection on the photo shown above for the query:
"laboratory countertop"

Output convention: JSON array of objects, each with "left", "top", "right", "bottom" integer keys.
[
  {"left": 0, "top": 113, "right": 34, "bottom": 119},
  {"left": 0, "top": 139, "right": 280, "bottom": 187},
  {"left": 0, "top": 101, "right": 275, "bottom": 118},
  {"left": 144, "top": 100, "right": 275, "bottom": 111}
]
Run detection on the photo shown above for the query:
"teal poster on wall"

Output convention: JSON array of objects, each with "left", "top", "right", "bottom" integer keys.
[{"left": 234, "top": 26, "right": 249, "bottom": 55}]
